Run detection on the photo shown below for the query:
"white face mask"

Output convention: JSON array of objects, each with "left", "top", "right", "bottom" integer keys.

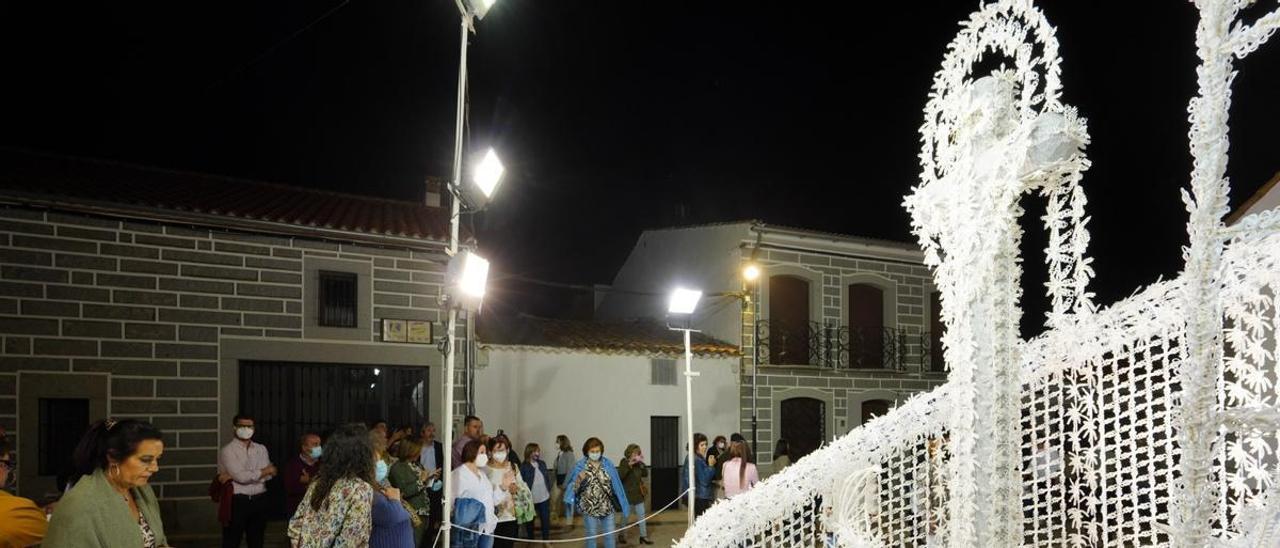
[
  {"left": 236, "top": 427, "right": 254, "bottom": 440},
  {"left": 492, "top": 451, "right": 508, "bottom": 462},
  {"left": 474, "top": 453, "right": 489, "bottom": 468},
  {"left": 588, "top": 451, "right": 602, "bottom": 461}
]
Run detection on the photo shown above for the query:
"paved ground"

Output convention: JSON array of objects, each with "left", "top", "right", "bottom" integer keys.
[{"left": 171, "top": 508, "right": 692, "bottom": 547}]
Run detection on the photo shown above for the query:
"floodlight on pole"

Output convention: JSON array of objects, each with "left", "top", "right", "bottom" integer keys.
[
  {"left": 742, "top": 263, "right": 761, "bottom": 283},
  {"left": 446, "top": 250, "right": 491, "bottom": 311},
  {"left": 457, "top": 0, "right": 496, "bottom": 20},
  {"left": 667, "top": 286, "right": 703, "bottom": 529},
  {"left": 472, "top": 148, "right": 505, "bottom": 201},
  {"left": 668, "top": 288, "right": 702, "bottom": 315}
]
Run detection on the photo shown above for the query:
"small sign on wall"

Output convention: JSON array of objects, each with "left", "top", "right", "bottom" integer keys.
[
  {"left": 407, "top": 320, "right": 433, "bottom": 344},
  {"left": 381, "top": 319, "right": 407, "bottom": 342},
  {"left": 381, "top": 319, "right": 434, "bottom": 344}
]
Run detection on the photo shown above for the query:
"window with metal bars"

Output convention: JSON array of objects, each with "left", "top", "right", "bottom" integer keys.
[
  {"left": 651, "top": 358, "right": 677, "bottom": 385},
  {"left": 318, "top": 271, "right": 358, "bottom": 328}
]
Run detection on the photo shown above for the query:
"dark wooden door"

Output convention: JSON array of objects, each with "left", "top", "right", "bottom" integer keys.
[
  {"left": 848, "top": 284, "right": 885, "bottom": 368},
  {"left": 769, "top": 276, "right": 810, "bottom": 365},
  {"left": 649, "top": 416, "right": 681, "bottom": 510},
  {"left": 780, "top": 397, "right": 825, "bottom": 462},
  {"left": 930, "top": 291, "right": 945, "bottom": 371},
  {"left": 861, "top": 399, "right": 893, "bottom": 425}
]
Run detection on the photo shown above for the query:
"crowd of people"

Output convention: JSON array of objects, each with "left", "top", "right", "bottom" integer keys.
[{"left": 0, "top": 414, "right": 799, "bottom": 548}]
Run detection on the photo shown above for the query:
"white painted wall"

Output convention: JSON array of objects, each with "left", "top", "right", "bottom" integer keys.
[
  {"left": 595, "top": 223, "right": 750, "bottom": 345},
  {"left": 474, "top": 347, "right": 741, "bottom": 463}
]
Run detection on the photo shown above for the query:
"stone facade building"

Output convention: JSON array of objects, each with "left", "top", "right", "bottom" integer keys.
[
  {"left": 595, "top": 221, "right": 948, "bottom": 472},
  {"left": 0, "top": 150, "right": 462, "bottom": 532}
]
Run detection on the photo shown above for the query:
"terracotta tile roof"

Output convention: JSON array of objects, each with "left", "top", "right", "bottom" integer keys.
[
  {"left": 647, "top": 219, "right": 919, "bottom": 251},
  {"left": 479, "top": 314, "right": 740, "bottom": 358},
  {"left": 0, "top": 148, "right": 451, "bottom": 241}
]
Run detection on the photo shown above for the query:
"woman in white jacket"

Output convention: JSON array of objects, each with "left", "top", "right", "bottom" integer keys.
[{"left": 451, "top": 439, "right": 516, "bottom": 548}]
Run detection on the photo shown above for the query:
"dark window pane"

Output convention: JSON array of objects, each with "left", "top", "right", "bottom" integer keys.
[
  {"left": 318, "top": 271, "right": 358, "bottom": 328},
  {"left": 39, "top": 398, "right": 89, "bottom": 477}
]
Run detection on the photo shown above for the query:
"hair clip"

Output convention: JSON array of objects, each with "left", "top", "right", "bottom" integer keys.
[{"left": 105, "top": 418, "right": 119, "bottom": 431}]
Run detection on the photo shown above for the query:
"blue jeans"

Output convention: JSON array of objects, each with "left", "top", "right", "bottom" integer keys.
[
  {"left": 582, "top": 514, "right": 615, "bottom": 548},
  {"left": 620, "top": 502, "right": 647, "bottom": 538},
  {"left": 477, "top": 534, "right": 493, "bottom": 548},
  {"left": 523, "top": 500, "right": 551, "bottom": 539}
]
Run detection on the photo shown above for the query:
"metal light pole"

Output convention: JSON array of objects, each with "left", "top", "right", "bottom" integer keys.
[
  {"left": 742, "top": 264, "right": 761, "bottom": 464},
  {"left": 439, "top": 12, "right": 469, "bottom": 547},
  {"left": 682, "top": 327, "right": 698, "bottom": 527},
  {"left": 668, "top": 288, "right": 703, "bottom": 528}
]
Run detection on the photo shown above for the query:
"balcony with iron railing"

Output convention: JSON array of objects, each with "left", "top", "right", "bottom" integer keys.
[{"left": 756, "top": 319, "right": 945, "bottom": 372}]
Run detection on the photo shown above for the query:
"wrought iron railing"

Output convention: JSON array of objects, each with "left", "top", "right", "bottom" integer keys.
[{"left": 758, "top": 320, "right": 909, "bottom": 370}]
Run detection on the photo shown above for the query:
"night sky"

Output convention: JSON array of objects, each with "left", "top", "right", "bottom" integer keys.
[{"left": 2, "top": 2, "right": 1277, "bottom": 336}]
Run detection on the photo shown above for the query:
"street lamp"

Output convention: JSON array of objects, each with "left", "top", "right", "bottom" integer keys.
[
  {"left": 742, "top": 263, "right": 762, "bottom": 465},
  {"left": 443, "top": 2, "right": 502, "bottom": 546},
  {"left": 668, "top": 287, "right": 703, "bottom": 527}
]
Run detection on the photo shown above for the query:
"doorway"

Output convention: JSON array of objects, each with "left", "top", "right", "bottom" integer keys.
[
  {"left": 238, "top": 361, "right": 429, "bottom": 518},
  {"left": 649, "top": 416, "right": 681, "bottom": 510},
  {"left": 780, "top": 397, "right": 826, "bottom": 462}
]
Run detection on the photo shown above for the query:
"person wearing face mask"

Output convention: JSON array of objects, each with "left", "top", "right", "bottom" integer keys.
[
  {"left": 518, "top": 443, "right": 553, "bottom": 540},
  {"left": 417, "top": 422, "right": 446, "bottom": 543},
  {"left": 288, "top": 423, "right": 413, "bottom": 548},
  {"left": 452, "top": 440, "right": 515, "bottom": 548},
  {"left": 43, "top": 418, "right": 169, "bottom": 548},
  {"left": 615, "top": 444, "right": 653, "bottom": 545},
  {"left": 483, "top": 436, "right": 530, "bottom": 548},
  {"left": 217, "top": 414, "right": 274, "bottom": 548},
  {"left": 284, "top": 432, "right": 322, "bottom": 519},
  {"left": 563, "top": 438, "right": 630, "bottom": 548}
]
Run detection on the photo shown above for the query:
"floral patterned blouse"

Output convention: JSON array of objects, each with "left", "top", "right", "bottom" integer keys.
[{"left": 288, "top": 477, "right": 375, "bottom": 548}]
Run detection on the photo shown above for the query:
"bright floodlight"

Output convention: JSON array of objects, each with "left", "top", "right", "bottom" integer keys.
[
  {"left": 743, "top": 264, "right": 761, "bottom": 282},
  {"left": 447, "top": 250, "right": 491, "bottom": 310},
  {"left": 458, "top": 251, "right": 489, "bottom": 298},
  {"left": 668, "top": 288, "right": 703, "bottom": 315},
  {"left": 462, "top": 0, "right": 497, "bottom": 20},
  {"left": 472, "top": 148, "right": 505, "bottom": 200}
]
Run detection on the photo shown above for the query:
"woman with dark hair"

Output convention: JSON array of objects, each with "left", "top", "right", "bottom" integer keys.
[
  {"left": 288, "top": 422, "right": 413, "bottom": 548},
  {"left": 563, "top": 437, "right": 630, "bottom": 548},
  {"left": 772, "top": 439, "right": 793, "bottom": 473},
  {"left": 43, "top": 418, "right": 169, "bottom": 548},
  {"left": 552, "top": 435, "right": 574, "bottom": 526},
  {"left": 387, "top": 437, "right": 430, "bottom": 547},
  {"left": 483, "top": 436, "right": 530, "bottom": 548},
  {"left": 680, "top": 433, "right": 717, "bottom": 518},
  {"left": 452, "top": 439, "right": 515, "bottom": 548}
]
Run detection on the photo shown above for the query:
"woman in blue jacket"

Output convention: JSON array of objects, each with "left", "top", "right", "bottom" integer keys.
[
  {"left": 518, "top": 443, "right": 554, "bottom": 540},
  {"left": 680, "top": 433, "right": 717, "bottom": 517},
  {"left": 562, "top": 437, "right": 630, "bottom": 548}
]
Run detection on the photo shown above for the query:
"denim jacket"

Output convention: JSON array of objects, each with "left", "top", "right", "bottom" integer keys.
[
  {"left": 561, "top": 457, "right": 630, "bottom": 519},
  {"left": 680, "top": 454, "right": 717, "bottom": 500}
]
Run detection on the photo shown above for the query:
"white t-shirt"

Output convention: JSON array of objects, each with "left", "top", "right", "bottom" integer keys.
[
  {"left": 531, "top": 466, "right": 551, "bottom": 504},
  {"left": 451, "top": 465, "right": 508, "bottom": 534}
]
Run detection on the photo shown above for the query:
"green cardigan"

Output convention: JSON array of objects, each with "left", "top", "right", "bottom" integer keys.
[{"left": 43, "top": 468, "right": 168, "bottom": 547}]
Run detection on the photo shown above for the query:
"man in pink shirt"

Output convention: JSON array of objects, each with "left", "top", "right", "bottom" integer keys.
[
  {"left": 217, "top": 414, "right": 275, "bottom": 548},
  {"left": 450, "top": 415, "right": 484, "bottom": 470}
]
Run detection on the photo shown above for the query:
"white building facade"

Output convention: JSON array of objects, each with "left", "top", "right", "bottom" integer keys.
[
  {"left": 474, "top": 316, "right": 739, "bottom": 507},
  {"left": 595, "top": 221, "right": 947, "bottom": 472}
]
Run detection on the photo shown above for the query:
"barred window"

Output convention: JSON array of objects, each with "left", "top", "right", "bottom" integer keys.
[
  {"left": 318, "top": 271, "right": 358, "bottom": 328},
  {"left": 651, "top": 358, "right": 677, "bottom": 386}
]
